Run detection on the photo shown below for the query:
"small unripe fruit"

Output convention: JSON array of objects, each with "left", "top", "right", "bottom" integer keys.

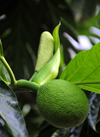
[{"left": 36, "top": 79, "right": 89, "bottom": 128}]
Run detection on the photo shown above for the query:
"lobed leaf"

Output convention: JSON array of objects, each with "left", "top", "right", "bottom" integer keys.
[
  {"left": 60, "top": 42, "right": 100, "bottom": 94},
  {"left": 0, "top": 81, "right": 28, "bottom": 137},
  {"left": 88, "top": 92, "right": 100, "bottom": 133},
  {"left": 0, "top": 125, "right": 12, "bottom": 137}
]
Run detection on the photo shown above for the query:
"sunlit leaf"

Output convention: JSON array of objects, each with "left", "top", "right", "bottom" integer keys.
[
  {"left": 0, "top": 81, "right": 28, "bottom": 137},
  {"left": 60, "top": 42, "right": 100, "bottom": 93}
]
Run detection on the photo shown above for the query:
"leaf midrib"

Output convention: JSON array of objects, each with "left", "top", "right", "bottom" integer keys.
[{"left": 67, "top": 51, "right": 89, "bottom": 81}]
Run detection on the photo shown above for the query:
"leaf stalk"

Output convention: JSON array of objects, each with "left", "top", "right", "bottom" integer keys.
[{"left": 0, "top": 56, "right": 16, "bottom": 85}]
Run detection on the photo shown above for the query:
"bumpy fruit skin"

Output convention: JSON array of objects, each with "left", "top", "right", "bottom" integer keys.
[{"left": 36, "top": 79, "right": 89, "bottom": 128}]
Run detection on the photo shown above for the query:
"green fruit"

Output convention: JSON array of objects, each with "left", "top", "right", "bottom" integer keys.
[{"left": 36, "top": 79, "right": 89, "bottom": 128}]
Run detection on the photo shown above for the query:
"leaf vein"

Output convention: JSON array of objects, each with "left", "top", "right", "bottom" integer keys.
[
  {"left": 67, "top": 51, "right": 89, "bottom": 81},
  {"left": 82, "top": 84, "right": 100, "bottom": 91},
  {"left": 81, "top": 65, "right": 100, "bottom": 82}
]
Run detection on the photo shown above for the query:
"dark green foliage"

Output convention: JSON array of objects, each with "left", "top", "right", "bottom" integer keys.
[
  {"left": 0, "top": 81, "right": 28, "bottom": 137},
  {"left": 0, "top": 0, "right": 100, "bottom": 137},
  {"left": 0, "top": 125, "right": 12, "bottom": 137}
]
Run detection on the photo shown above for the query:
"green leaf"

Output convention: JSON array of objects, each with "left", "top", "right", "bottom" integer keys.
[
  {"left": 0, "top": 61, "right": 11, "bottom": 84},
  {"left": 53, "top": 22, "right": 61, "bottom": 52},
  {"left": 0, "top": 81, "right": 28, "bottom": 137},
  {"left": 60, "top": 42, "right": 100, "bottom": 93},
  {"left": 0, "top": 40, "right": 3, "bottom": 57}
]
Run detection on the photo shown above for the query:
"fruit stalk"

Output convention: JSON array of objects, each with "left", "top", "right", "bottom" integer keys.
[{"left": 13, "top": 79, "right": 40, "bottom": 92}]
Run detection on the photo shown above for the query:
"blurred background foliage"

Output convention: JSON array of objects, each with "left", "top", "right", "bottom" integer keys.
[{"left": 0, "top": 0, "right": 100, "bottom": 137}]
